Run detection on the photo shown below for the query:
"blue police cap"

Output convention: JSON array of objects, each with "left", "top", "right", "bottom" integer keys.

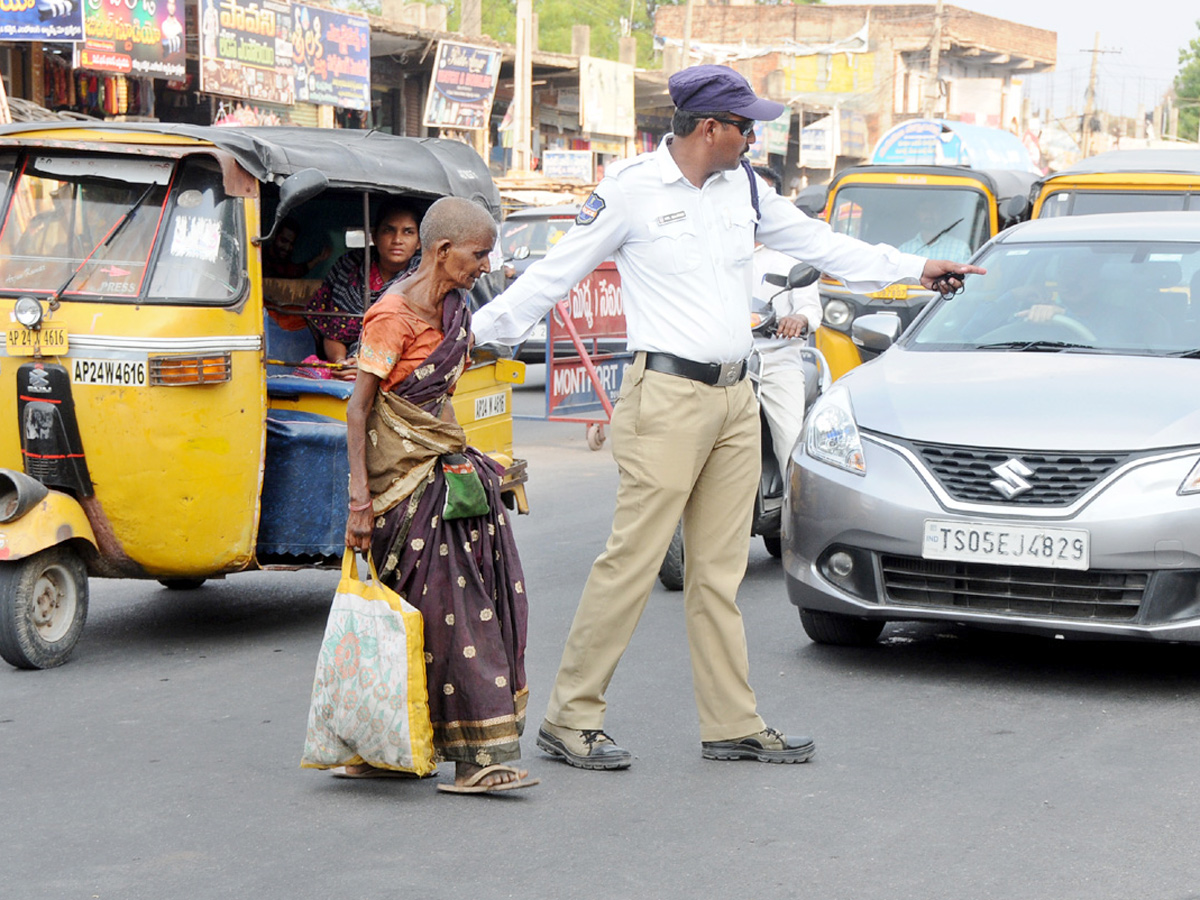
[{"left": 667, "top": 64, "right": 785, "bottom": 121}]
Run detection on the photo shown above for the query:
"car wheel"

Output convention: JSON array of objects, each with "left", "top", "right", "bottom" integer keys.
[
  {"left": 0, "top": 546, "right": 89, "bottom": 670},
  {"left": 158, "top": 578, "right": 207, "bottom": 591},
  {"left": 799, "top": 609, "right": 883, "bottom": 646},
  {"left": 762, "top": 534, "right": 782, "bottom": 558},
  {"left": 657, "top": 522, "right": 684, "bottom": 592}
]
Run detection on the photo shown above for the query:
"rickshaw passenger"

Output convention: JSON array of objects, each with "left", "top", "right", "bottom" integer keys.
[
  {"left": 341, "top": 196, "right": 536, "bottom": 794},
  {"left": 263, "top": 217, "right": 330, "bottom": 279},
  {"left": 308, "top": 200, "right": 421, "bottom": 375}
]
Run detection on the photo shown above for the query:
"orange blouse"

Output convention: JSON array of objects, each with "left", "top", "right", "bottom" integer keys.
[{"left": 357, "top": 291, "right": 446, "bottom": 393}]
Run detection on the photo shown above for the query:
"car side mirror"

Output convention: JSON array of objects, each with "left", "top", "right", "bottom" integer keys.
[
  {"left": 787, "top": 263, "right": 820, "bottom": 289},
  {"left": 254, "top": 168, "right": 329, "bottom": 246},
  {"left": 852, "top": 312, "right": 902, "bottom": 352}
]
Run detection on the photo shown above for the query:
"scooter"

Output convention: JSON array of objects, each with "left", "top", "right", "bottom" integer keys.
[{"left": 658, "top": 263, "right": 828, "bottom": 591}]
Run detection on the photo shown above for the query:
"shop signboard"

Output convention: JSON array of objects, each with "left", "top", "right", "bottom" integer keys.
[
  {"left": 76, "top": 0, "right": 185, "bottom": 78},
  {"left": 199, "top": 0, "right": 294, "bottom": 105},
  {"left": 1, "top": 0, "right": 84, "bottom": 42},
  {"left": 423, "top": 40, "right": 502, "bottom": 130},
  {"left": 291, "top": 4, "right": 370, "bottom": 110},
  {"left": 747, "top": 108, "right": 792, "bottom": 165},
  {"left": 542, "top": 150, "right": 593, "bottom": 182},
  {"left": 579, "top": 56, "right": 634, "bottom": 138}
]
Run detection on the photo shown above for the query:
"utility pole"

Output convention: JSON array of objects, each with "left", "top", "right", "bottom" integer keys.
[
  {"left": 682, "top": 0, "right": 694, "bottom": 69},
  {"left": 922, "top": 0, "right": 944, "bottom": 118},
  {"left": 1080, "top": 33, "right": 1119, "bottom": 157},
  {"left": 512, "top": 0, "right": 534, "bottom": 174}
]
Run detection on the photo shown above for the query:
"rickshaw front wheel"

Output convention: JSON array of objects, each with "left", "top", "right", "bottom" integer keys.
[
  {"left": 158, "top": 579, "right": 206, "bottom": 591},
  {"left": 0, "top": 545, "right": 89, "bottom": 670}
]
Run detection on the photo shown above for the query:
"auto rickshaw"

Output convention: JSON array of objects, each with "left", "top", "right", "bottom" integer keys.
[
  {"left": 0, "top": 122, "right": 527, "bottom": 670},
  {"left": 813, "top": 163, "right": 1036, "bottom": 380},
  {"left": 1031, "top": 148, "right": 1200, "bottom": 218}
]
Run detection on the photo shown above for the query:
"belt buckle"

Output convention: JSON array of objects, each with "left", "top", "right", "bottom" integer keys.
[{"left": 714, "top": 360, "right": 744, "bottom": 387}]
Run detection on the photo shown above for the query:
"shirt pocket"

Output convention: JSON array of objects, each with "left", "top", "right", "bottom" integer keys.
[
  {"left": 722, "top": 205, "right": 757, "bottom": 267},
  {"left": 648, "top": 217, "right": 702, "bottom": 275}
]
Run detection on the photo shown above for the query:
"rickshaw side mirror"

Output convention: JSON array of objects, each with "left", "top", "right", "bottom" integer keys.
[
  {"left": 1004, "top": 194, "right": 1030, "bottom": 225},
  {"left": 787, "top": 262, "right": 820, "bottom": 289},
  {"left": 254, "top": 168, "right": 330, "bottom": 246}
]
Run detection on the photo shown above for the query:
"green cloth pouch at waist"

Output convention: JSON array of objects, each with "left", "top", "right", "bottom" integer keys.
[{"left": 442, "top": 453, "right": 490, "bottom": 520}]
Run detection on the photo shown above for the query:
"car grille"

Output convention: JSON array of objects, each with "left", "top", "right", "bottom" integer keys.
[
  {"left": 880, "top": 555, "right": 1146, "bottom": 621},
  {"left": 908, "top": 440, "right": 1129, "bottom": 506}
]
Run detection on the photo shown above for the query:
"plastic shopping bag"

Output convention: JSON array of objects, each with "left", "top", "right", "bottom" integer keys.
[{"left": 300, "top": 550, "right": 437, "bottom": 775}]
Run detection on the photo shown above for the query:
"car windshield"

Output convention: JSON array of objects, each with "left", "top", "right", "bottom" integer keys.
[
  {"left": 828, "top": 185, "right": 989, "bottom": 263},
  {"left": 909, "top": 239, "right": 1200, "bottom": 355},
  {"left": 501, "top": 215, "right": 573, "bottom": 259},
  {"left": 1039, "top": 190, "right": 1198, "bottom": 217}
]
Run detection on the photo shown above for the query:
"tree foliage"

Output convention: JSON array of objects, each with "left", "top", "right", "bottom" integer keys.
[{"left": 1176, "top": 20, "right": 1200, "bottom": 140}]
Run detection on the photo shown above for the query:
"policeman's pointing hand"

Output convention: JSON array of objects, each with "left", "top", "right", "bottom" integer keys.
[{"left": 919, "top": 259, "right": 986, "bottom": 295}]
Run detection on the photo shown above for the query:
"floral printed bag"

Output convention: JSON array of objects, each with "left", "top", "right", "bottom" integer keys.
[{"left": 300, "top": 550, "right": 437, "bottom": 775}]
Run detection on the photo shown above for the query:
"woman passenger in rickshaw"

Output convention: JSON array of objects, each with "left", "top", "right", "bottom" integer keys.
[
  {"left": 341, "top": 197, "right": 537, "bottom": 794},
  {"left": 308, "top": 199, "right": 422, "bottom": 376}
]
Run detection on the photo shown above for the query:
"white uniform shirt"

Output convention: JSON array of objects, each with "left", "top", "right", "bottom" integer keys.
[{"left": 473, "top": 136, "right": 927, "bottom": 364}]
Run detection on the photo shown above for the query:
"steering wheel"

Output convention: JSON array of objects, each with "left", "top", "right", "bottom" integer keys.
[{"left": 1048, "top": 313, "right": 1096, "bottom": 342}]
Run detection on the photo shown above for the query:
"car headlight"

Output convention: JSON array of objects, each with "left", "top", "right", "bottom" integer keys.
[
  {"left": 13, "top": 296, "right": 43, "bottom": 329},
  {"left": 1179, "top": 458, "right": 1200, "bottom": 495},
  {"left": 823, "top": 298, "right": 853, "bottom": 328},
  {"left": 804, "top": 385, "right": 866, "bottom": 475}
]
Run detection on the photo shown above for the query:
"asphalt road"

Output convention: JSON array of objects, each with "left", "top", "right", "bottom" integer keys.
[{"left": 5, "top": 368, "right": 1200, "bottom": 900}]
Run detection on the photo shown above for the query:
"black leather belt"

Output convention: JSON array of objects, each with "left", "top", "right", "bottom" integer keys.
[{"left": 644, "top": 352, "right": 748, "bottom": 387}]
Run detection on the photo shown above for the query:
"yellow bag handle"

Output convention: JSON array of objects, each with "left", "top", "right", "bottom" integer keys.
[{"left": 341, "top": 548, "right": 384, "bottom": 585}]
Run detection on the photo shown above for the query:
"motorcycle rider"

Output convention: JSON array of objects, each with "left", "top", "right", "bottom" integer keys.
[{"left": 751, "top": 165, "right": 823, "bottom": 477}]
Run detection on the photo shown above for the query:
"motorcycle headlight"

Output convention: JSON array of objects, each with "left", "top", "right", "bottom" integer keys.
[
  {"left": 1179, "top": 458, "right": 1200, "bottom": 495},
  {"left": 14, "top": 296, "right": 43, "bottom": 329},
  {"left": 823, "top": 298, "right": 853, "bottom": 329},
  {"left": 805, "top": 385, "right": 866, "bottom": 475}
]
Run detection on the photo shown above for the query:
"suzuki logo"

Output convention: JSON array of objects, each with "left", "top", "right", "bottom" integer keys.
[{"left": 990, "top": 458, "right": 1034, "bottom": 499}]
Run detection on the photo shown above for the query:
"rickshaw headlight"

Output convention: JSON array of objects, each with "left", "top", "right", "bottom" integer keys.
[
  {"left": 14, "top": 296, "right": 44, "bottom": 329},
  {"left": 823, "top": 298, "right": 853, "bottom": 329}
]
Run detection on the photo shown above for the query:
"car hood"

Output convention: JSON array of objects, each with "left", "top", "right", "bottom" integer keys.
[{"left": 845, "top": 349, "right": 1200, "bottom": 451}]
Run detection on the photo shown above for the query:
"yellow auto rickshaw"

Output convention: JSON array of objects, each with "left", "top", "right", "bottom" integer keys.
[
  {"left": 1031, "top": 148, "right": 1200, "bottom": 218},
  {"left": 0, "top": 122, "right": 527, "bottom": 670},
  {"left": 814, "top": 163, "right": 1037, "bottom": 380}
]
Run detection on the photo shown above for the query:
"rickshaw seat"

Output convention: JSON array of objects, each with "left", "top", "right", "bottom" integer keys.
[
  {"left": 266, "top": 374, "right": 353, "bottom": 400},
  {"left": 264, "top": 308, "right": 351, "bottom": 398}
]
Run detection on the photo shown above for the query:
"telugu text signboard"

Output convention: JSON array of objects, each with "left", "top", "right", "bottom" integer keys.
[
  {"left": 1, "top": 0, "right": 84, "bottom": 42},
  {"left": 77, "top": 0, "right": 185, "bottom": 79},
  {"left": 423, "top": 41, "right": 501, "bottom": 131},
  {"left": 291, "top": 4, "right": 370, "bottom": 110},
  {"left": 200, "top": 0, "right": 294, "bottom": 105},
  {"left": 546, "top": 262, "right": 629, "bottom": 421}
]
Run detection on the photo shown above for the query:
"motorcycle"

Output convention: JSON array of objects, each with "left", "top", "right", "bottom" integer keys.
[{"left": 658, "top": 263, "right": 828, "bottom": 591}]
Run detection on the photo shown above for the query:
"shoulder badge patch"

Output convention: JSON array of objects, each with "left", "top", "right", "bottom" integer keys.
[{"left": 576, "top": 192, "right": 606, "bottom": 226}]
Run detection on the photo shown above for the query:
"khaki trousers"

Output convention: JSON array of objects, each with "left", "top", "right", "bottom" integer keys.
[{"left": 545, "top": 352, "right": 766, "bottom": 742}]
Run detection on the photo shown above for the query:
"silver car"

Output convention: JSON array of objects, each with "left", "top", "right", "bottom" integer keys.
[{"left": 784, "top": 212, "right": 1200, "bottom": 645}]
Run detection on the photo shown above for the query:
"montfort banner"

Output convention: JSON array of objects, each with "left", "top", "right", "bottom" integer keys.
[
  {"left": 76, "top": 0, "right": 185, "bottom": 79},
  {"left": 0, "top": 0, "right": 84, "bottom": 42},
  {"left": 200, "top": 0, "right": 294, "bottom": 105},
  {"left": 291, "top": 4, "right": 370, "bottom": 110}
]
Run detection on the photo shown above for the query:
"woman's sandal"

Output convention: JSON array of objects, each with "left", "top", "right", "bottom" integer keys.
[{"left": 436, "top": 764, "right": 540, "bottom": 794}]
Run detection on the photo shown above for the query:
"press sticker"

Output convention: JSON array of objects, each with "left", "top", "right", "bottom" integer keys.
[
  {"left": 576, "top": 192, "right": 606, "bottom": 226},
  {"left": 170, "top": 216, "right": 221, "bottom": 263}
]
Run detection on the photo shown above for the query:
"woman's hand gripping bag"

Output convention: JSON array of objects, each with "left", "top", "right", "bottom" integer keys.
[{"left": 301, "top": 551, "right": 436, "bottom": 775}]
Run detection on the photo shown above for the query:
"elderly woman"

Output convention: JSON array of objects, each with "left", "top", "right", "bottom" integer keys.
[
  {"left": 341, "top": 197, "right": 536, "bottom": 794},
  {"left": 308, "top": 199, "right": 422, "bottom": 373}
]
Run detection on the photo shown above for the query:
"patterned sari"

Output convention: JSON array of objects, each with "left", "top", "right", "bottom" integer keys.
[{"left": 362, "top": 291, "right": 529, "bottom": 768}]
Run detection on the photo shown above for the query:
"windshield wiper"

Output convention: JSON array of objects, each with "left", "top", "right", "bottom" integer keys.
[
  {"left": 47, "top": 181, "right": 156, "bottom": 310},
  {"left": 923, "top": 217, "right": 964, "bottom": 248},
  {"left": 973, "top": 339, "right": 1094, "bottom": 352},
  {"left": 1168, "top": 348, "right": 1200, "bottom": 358}
]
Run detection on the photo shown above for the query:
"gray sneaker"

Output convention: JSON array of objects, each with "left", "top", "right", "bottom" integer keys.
[
  {"left": 701, "top": 727, "right": 815, "bottom": 763},
  {"left": 536, "top": 721, "right": 632, "bottom": 770}
]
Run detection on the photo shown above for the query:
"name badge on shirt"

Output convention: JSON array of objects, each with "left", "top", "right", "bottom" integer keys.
[{"left": 655, "top": 211, "right": 687, "bottom": 226}]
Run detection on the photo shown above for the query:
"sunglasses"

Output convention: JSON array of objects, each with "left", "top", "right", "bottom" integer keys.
[{"left": 709, "top": 116, "right": 756, "bottom": 137}]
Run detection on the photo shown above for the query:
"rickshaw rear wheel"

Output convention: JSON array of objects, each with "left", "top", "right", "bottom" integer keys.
[
  {"left": 158, "top": 579, "right": 207, "bottom": 591},
  {"left": 0, "top": 545, "right": 89, "bottom": 670},
  {"left": 657, "top": 522, "right": 684, "bottom": 592}
]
